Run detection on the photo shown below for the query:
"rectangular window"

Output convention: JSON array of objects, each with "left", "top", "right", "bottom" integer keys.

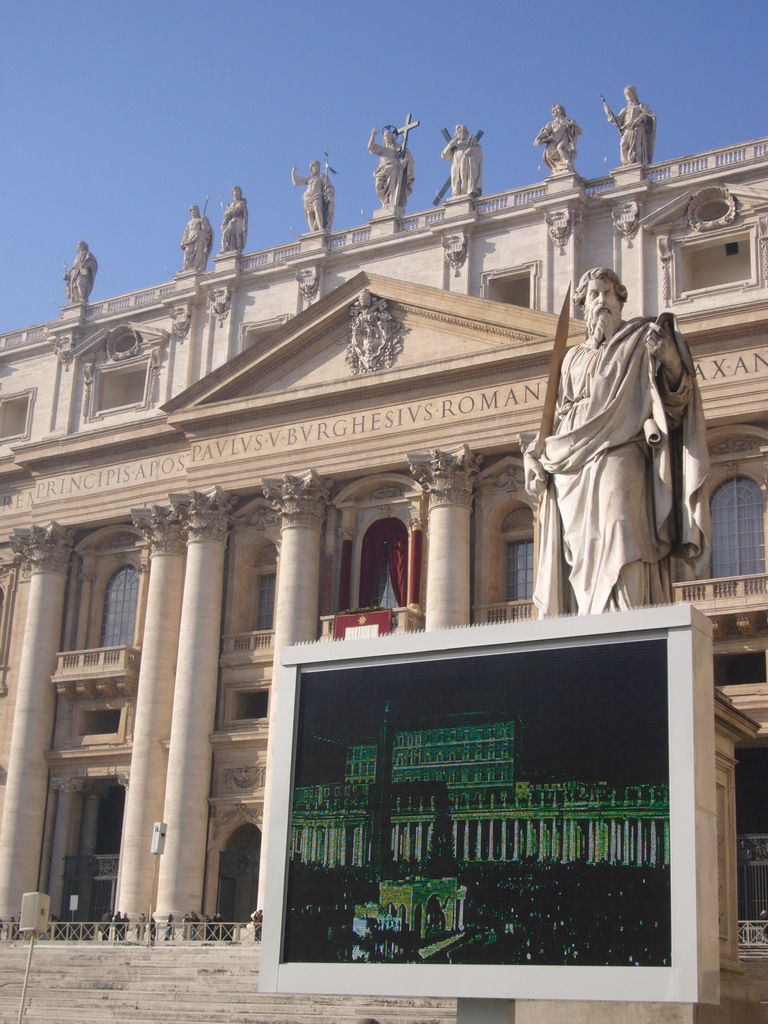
[
  {"left": 97, "top": 365, "right": 147, "bottom": 413},
  {"left": 233, "top": 690, "right": 269, "bottom": 721},
  {"left": 506, "top": 540, "right": 534, "bottom": 601},
  {"left": 0, "top": 394, "right": 31, "bottom": 439},
  {"left": 681, "top": 234, "right": 751, "bottom": 292},
  {"left": 487, "top": 273, "right": 531, "bottom": 308},
  {"left": 80, "top": 708, "right": 121, "bottom": 735},
  {"left": 256, "top": 573, "right": 276, "bottom": 631}
]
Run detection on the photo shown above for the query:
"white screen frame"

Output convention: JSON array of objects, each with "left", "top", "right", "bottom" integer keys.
[{"left": 260, "top": 605, "right": 718, "bottom": 1005}]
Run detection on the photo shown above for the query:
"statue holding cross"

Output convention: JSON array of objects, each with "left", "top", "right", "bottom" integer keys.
[
  {"left": 436, "top": 124, "right": 483, "bottom": 203},
  {"left": 368, "top": 113, "right": 419, "bottom": 212}
]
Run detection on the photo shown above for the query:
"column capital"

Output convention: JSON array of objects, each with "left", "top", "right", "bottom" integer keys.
[
  {"left": 54, "top": 777, "right": 84, "bottom": 794},
  {"left": 11, "top": 521, "right": 74, "bottom": 576},
  {"left": 169, "top": 487, "right": 234, "bottom": 545},
  {"left": 262, "top": 469, "right": 331, "bottom": 529},
  {"left": 132, "top": 504, "right": 187, "bottom": 555},
  {"left": 408, "top": 444, "right": 483, "bottom": 510}
]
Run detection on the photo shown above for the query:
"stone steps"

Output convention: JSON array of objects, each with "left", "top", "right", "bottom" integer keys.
[{"left": 0, "top": 943, "right": 455, "bottom": 1024}]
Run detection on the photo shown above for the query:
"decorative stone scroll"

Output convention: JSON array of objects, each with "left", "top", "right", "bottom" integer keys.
[
  {"left": 262, "top": 469, "right": 331, "bottom": 529},
  {"left": 208, "top": 287, "right": 231, "bottom": 326},
  {"left": 170, "top": 303, "right": 192, "bottom": 340},
  {"left": 408, "top": 443, "right": 482, "bottom": 509},
  {"left": 211, "top": 802, "right": 262, "bottom": 840},
  {"left": 345, "top": 289, "right": 405, "bottom": 375},
  {"left": 758, "top": 216, "right": 768, "bottom": 282},
  {"left": 442, "top": 233, "right": 468, "bottom": 274},
  {"left": 55, "top": 777, "right": 85, "bottom": 795},
  {"left": 132, "top": 504, "right": 187, "bottom": 556},
  {"left": 611, "top": 201, "right": 640, "bottom": 244},
  {"left": 51, "top": 331, "right": 77, "bottom": 370},
  {"left": 10, "top": 522, "right": 74, "bottom": 576},
  {"left": 658, "top": 236, "right": 673, "bottom": 304},
  {"left": 170, "top": 488, "right": 234, "bottom": 545},
  {"left": 546, "top": 209, "right": 579, "bottom": 253},
  {"left": 223, "top": 765, "right": 266, "bottom": 791},
  {"left": 296, "top": 267, "right": 319, "bottom": 304}
]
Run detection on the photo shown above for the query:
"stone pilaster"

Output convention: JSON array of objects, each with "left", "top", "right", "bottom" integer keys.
[
  {"left": 116, "top": 505, "right": 186, "bottom": 917},
  {"left": 257, "top": 470, "right": 330, "bottom": 907},
  {"left": 47, "top": 778, "right": 84, "bottom": 916},
  {"left": 408, "top": 444, "right": 482, "bottom": 630},
  {"left": 155, "top": 489, "right": 233, "bottom": 918},
  {"left": 0, "top": 523, "right": 74, "bottom": 915}
]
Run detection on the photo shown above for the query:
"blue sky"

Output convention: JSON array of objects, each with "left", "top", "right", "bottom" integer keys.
[{"left": 3, "top": 0, "right": 766, "bottom": 332}]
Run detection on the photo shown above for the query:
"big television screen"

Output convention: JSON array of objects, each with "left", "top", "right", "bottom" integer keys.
[{"left": 260, "top": 608, "right": 717, "bottom": 1004}]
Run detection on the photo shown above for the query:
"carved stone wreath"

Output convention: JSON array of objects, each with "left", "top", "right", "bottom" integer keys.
[
  {"left": 686, "top": 186, "right": 737, "bottom": 232},
  {"left": 106, "top": 328, "right": 141, "bottom": 362},
  {"left": 345, "top": 290, "right": 404, "bottom": 375}
]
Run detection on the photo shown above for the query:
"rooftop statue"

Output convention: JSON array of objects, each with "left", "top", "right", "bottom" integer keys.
[
  {"left": 291, "top": 160, "right": 335, "bottom": 232},
  {"left": 180, "top": 204, "right": 213, "bottom": 272},
  {"left": 219, "top": 186, "right": 248, "bottom": 254},
  {"left": 440, "top": 124, "right": 483, "bottom": 199},
  {"left": 368, "top": 123, "right": 416, "bottom": 212},
  {"left": 533, "top": 105, "right": 582, "bottom": 175},
  {"left": 63, "top": 241, "right": 98, "bottom": 304},
  {"left": 603, "top": 86, "right": 657, "bottom": 166},
  {"left": 524, "top": 267, "right": 709, "bottom": 616}
]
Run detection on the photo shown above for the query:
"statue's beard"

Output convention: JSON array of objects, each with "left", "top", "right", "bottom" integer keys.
[{"left": 586, "top": 306, "right": 619, "bottom": 345}]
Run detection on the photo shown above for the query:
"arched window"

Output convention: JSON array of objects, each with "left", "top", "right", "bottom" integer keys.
[
  {"left": 506, "top": 540, "right": 534, "bottom": 601},
  {"left": 100, "top": 566, "right": 139, "bottom": 647},
  {"left": 358, "top": 518, "right": 408, "bottom": 609},
  {"left": 255, "top": 572, "right": 276, "bottom": 630},
  {"left": 500, "top": 506, "right": 534, "bottom": 601},
  {"left": 710, "top": 477, "right": 765, "bottom": 578}
]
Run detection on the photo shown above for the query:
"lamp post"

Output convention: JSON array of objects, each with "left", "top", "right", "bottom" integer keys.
[{"left": 147, "top": 822, "right": 167, "bottom": 946}]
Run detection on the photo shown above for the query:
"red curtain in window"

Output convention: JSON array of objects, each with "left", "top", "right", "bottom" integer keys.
[{"left": 358, "top": 518, "right": 408, "bottom": 608}]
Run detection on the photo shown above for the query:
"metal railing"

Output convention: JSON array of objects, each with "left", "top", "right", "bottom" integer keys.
[
  {"left": 739, "top": 919, "right": 768, "bottom": 957},
  {"left": 2, "top": 920, "right": 253, "bottom": 944}
]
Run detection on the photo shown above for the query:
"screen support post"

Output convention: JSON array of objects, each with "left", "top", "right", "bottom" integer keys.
[{"left": 457, "top": 998, "right": 515, "bottom": 1024}]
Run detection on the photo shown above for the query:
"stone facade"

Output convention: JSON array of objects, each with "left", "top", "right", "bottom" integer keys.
[{"left": 0, "top": 132, "right": 767, "bottom": 1021}]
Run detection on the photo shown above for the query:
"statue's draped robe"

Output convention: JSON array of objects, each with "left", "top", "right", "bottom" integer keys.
[
  {"left": 618, "top": 102, "right": 656, "bottom": 165},
  {"left": 442, "top": 137, "right": 483, "bottom": 197},
  {"left": 369, "top": 141, "right": 415, "bottom": 208},
  {"left": 66, "top": 251, "right": 98, "bottom": 303},
  {"left": 182, "top": 216, "right": 213, "bottom": 271},
  {"left": 535, "top": 316, "right": 709, "bottom": 616}
]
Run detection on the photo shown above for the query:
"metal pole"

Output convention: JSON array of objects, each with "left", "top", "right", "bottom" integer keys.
[
  {"left": 17, "top": 932, "right": 36, "bottom": 1024},
  {"left": 147, "top": 853, "right": 159, "bottom": 947}
]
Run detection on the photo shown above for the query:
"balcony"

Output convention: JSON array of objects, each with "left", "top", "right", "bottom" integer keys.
[
  {"left": 474, "top": 601, "right": 537, "bottom": 625},
  {"left": 320, "top": 607, "right": 425, "bottom": 641},
  {"left": 52, "top": 647, "right": 141, "bottom": 700},
  {"left": 220, "top": 630, "right": 274, "bottom": 667},
  {"left": 674, "top": 575, "right": 768, "bottom": 646}
]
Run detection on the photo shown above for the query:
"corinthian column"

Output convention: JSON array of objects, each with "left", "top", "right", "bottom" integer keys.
[
  {"left": 116, "top": 505, "right": 186, "bottom": 917},
  {"left": 155, "top": 489, "right": 232, "bottom": 919},
  {"left": 0, "top": 523, "right": 73, "bottom": 916},
  {"left": 408, "top": 444, "right": 482, "bottom": 630},
  {"left": 258, "top": 470, "right": 330, "bottom": 906}
]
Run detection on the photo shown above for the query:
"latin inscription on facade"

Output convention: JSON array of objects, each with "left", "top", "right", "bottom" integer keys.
[{"left": 1, "top": 346, "right": 765, "bottom": 513}]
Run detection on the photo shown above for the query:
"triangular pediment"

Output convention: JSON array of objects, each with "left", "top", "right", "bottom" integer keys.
[{"left": 164, "top": 272, "right": 582, "bottom": 430}]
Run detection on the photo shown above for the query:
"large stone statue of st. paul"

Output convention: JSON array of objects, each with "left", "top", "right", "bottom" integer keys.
[{"left": 524, "top": 267, "right": 709, "bottom": 616}]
